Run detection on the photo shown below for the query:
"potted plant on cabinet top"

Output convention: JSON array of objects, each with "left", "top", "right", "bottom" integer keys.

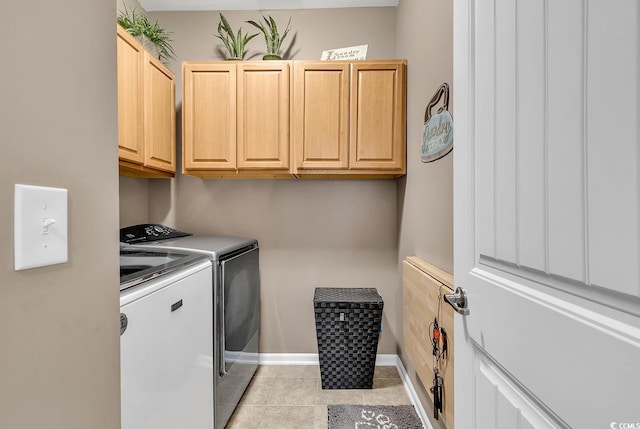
[
  {"left": 247, "top": 15, "right": 292, "bottom": 60},
  {"left": 117, "top": 5, "right": 177, "bottom": 63},
  {"left": 215, "top": 13, "right": 258, "bottom": 60}
]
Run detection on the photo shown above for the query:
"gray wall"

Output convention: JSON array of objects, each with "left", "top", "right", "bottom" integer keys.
[
  {"left": 396, "top": 0, "right": 454, "bottom": 426},
  {"left": 140, "top": 7, "right": 401, "bottom": 354},
  {"left": 119, "top": 4, "right": 454, "bottom": 422},
  {"left": 396, "top": 0, "right": 454, "bottom": 275},
  {"left": 120, "top": 176, "right": 150, "bottom": 225},
  {"left": 0, "top": 0, "right": 121, "bottom": 427}
]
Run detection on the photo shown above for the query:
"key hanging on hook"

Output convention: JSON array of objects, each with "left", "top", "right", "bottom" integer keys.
[
  {"left": 436, "top": 374, "right": 444, "bottom": 415},
  {"left": 430, "top": 369, "right": 439, "bottom": 420},
  {"left": 440, "top": 327, "right": 448, "bottom": 360},
  {"left": 431, "top": 317, "right": 440, "bottom": 357},
  {"left": 430, "top": 368, "right": 444, "bottom": 420}
]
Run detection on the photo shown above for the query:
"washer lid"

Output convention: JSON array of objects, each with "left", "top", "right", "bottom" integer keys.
[
  {"left": 137, "top": 235, "right": 258, "bottom": 261},
  {"left": 119, "top": 248, "right": 206, "bottom": 291}
]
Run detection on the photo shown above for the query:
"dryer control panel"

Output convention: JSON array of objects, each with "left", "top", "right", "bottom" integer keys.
[{"left": 120, "top": 224, "right": 192, "bottom": 244}]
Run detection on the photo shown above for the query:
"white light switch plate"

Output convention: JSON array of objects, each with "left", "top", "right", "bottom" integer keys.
[{"left": 14, "top": 184, "right": 68, "bottom": 270}]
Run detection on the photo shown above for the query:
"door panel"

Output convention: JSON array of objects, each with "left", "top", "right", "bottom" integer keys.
[
  {"left": 476, "top": 357, "right": 557, "bottom": 429},
  {"left": 474, "top": 0, "right": 496, "bottom": 259},
  {"left": 182, "top": 63, "right": 236, "bottom": 170},
  {"left": 293, "top": 62, "right": 350, "bottom": 170},
  {"left": 353, "top": 71, "right": 394, "bottom": 160},
  {"left": 455, "top": 0, "right": 640, "bottom": 428},
  {"left": 516, "top": 0, "right": 546, "bottom": 272},
  {"left": 117, "top": 28, "right": 144, "bottom": 164},
  {"left": 547, "top": 0, "right": 587, "bottom": 283},
  {"left": 237, "top": 63, "right": 290, "bottom": 170},
  {"left": 473, "top": 0, "right": 640, "bottom": 306},
  {"left": 586, "top": 2, "right": 639, "bottom": 295},
  {"left": 144, "top": 53, "right": 176, "bottom": 172},
  {"left": 494, "top": 0, "right": 517, "bottom": 263},
  {"left": 349, "top": 62, "right": 405, "bottom": 170}
]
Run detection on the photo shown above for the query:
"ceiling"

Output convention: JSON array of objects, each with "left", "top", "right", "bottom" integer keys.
[{"left": 139, "top": 0, "right": 398, "bottom": 12}]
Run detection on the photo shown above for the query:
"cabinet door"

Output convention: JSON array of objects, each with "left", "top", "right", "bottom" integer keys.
[
  {"left": 144, "top": 52, "right": 176, "bottom": 172},
  {"left": 236, "top": 62, "right": 290, "bottom": 170},
  {"left": 183, "top": 63, "right": 237, "bottom": 170},
  {"left": 117, "top": 27, "right": 144, "bottom": 164},
  {"left": 350, "top": 61, "right": 406, "bottom": 171},
  {"left": 293, "top": 62, "right": 349, "bottom": 170}
]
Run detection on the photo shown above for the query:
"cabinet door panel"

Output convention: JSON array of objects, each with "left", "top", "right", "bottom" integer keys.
[
  {"left": 350, "top": 62, "right": 406, "bottom": 170},
  {"left": 294, "top": 62, "right": 349, "bottom": 170},
  {"left": 117, "top": 29, "right": 144, "bottom": 164},
  {"left": 144, "top": 53, "right": 176, "bottom": 172},
  {"left": 237, "top": 63, "right": 289, "bottom": 170},
  {"left": 183, "top": 63, "right": 236, "bottom": 170}
]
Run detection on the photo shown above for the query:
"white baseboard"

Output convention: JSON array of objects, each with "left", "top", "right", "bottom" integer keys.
[
  {"left": 393, "top": 355, "right": 433, "bottom": 429},
  {"left": 258, "top": 353, "right": 431, "bottom": 429},
  {"left": 259, "top": 353, "right": 319, "bottom": 365}
]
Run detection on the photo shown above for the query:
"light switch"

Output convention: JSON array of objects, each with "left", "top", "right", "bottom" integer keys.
[{"left": 14, "top": 184, "right": 68, "bottom": 270}]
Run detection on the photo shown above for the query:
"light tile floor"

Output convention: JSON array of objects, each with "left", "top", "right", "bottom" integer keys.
[{"left": 227, "top": 365, "right": 412, "bottom": 429}]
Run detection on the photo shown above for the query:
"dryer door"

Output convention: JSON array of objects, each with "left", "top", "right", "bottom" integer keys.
[
  {"left": 220, "top": 246, "right": 260, "bottom": 375},
  {"left": 217, "top": 247, "right": 260, "bottom": 427}
]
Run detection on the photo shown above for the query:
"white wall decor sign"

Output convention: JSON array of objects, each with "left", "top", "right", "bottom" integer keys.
[
  {"left": 422, "top": 83, "right": 453, "bottom": 163},
  {"left": 321, "top": 44, "right": 368, "bottom": 60}
]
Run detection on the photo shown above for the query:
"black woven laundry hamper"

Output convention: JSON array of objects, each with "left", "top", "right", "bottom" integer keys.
[{"left": 313, "top": 287, "right": 384, "bottom": 389}]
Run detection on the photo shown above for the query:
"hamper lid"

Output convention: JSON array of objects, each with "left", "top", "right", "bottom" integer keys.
[{"left": 313, "top": 287, "right": 383, "bottom": 304}]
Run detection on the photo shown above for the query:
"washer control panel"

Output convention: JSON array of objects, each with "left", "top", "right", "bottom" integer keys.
[{"left": 120, "top": 224, "right": 191, "bottom": 244}]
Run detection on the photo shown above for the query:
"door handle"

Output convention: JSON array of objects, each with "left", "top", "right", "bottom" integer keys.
[
  {"left": 444, "top": 287, "right": 470, "bottom": 315},
  {"left": 219, "top": 262, "right": 227, "bottom": 377}
]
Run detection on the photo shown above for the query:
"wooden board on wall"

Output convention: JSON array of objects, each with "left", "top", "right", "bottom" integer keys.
[{"left": 403, "top": 257, "right": 455, "bottom": 428}]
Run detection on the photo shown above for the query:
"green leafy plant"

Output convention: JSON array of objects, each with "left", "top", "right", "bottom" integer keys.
[
  {"left": 117, "top": 5, "right": 176, "bottom": 63},
  {"left": 215, "top": 13, "right": 258, "bottom": 60},
  {"left": 247, "top": 15, "right": 292, "bottom": 60}
]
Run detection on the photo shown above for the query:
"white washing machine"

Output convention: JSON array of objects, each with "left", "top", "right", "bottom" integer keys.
[{"left": 119, "top": 246, "right": 214, "bottom": 429}]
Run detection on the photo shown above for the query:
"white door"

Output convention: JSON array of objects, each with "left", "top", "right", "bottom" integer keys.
[{"left": 454, "top": 1, "right": 640, "bottom": 428}]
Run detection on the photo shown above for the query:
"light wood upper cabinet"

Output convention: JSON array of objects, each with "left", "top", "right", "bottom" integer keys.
[
  {"left": 182, "top": 59, "right": 405, "bottom": 179},
  {"left": 117, "top": 27, "right": 144, "bottom": 165},
  {"left": 293, "top": 60, "right": 406, "bottom": 177},
  {"left": 350, "top": 61, "right": 406, "bottom": 172},
  {"left": 183, "top": 62, "right": 237, "bottom": 170},
  {"left": 117, "top": 25, "right": 176, "bottom": 178},
  {"left": 293, "top": 62, "right": 350, "bottom": 170},
  {"left": 144, "top": 52, "right": 176, "bottom": 172},
  {"left": 237, "top": 63, "right": 290, "bottom": 170},
  {"left": 182, "top": 61, "right": 290, "bottom": 177}
]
